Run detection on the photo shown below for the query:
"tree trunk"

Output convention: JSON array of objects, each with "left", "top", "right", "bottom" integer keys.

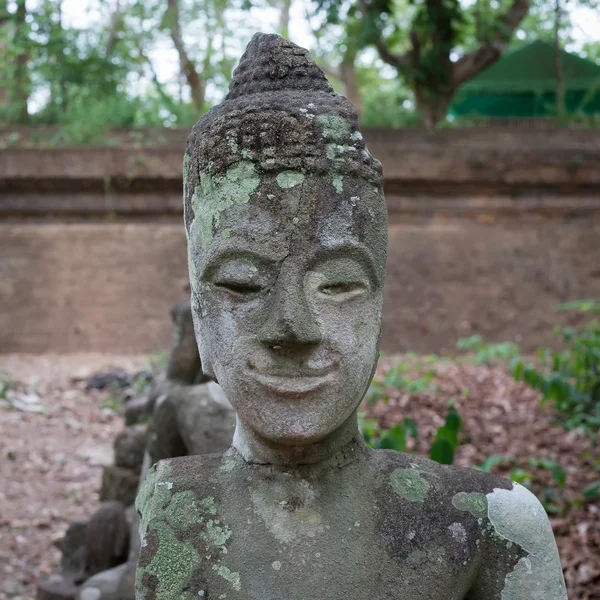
[
  {"left": 0, "top": 1, "right": 10, "bottom": 113},
  {"left": 277, "top": 0, "right": 291, "bottom": 39},
  {"left": 554, "top": 0, "right": 565, "bottom": 118},
  {"left": 13, "top": 0, "right": 28, "bottom": 123},
  {"left": 166, "top": 0, "right": 206, "bottom": 114},
  {"left": 106, "top": 0, "right": 122, "bottom": 57},
  {"left": 415, "top": 86, "right": 451, "bottom": 128},
  {"left": 339, "top": 53, "right": 362, "bottom": 115}
]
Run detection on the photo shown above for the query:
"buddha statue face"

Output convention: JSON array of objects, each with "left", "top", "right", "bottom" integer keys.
[
  {"left": 187, "top": 166, "right": 387, "bottom": 446},
  {"left": 183, "top": 34, "right": 386, "bottom": 450}
]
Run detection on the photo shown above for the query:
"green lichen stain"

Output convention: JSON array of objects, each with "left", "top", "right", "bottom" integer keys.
[
  {"left": 136, "top": 462, "right": 172, "bottom": 535},
  {"left": 452, "top": 492, "right": 488, "bottom": 519},
  {"left": 136, "top": 520, "right": 200, "bottom": 600},
  {"left": 193, "top": 161, "right": 259, "bottom": 248},
  {"left": 276, "top": 170, "right": 305, "bottom": 189},
  {"left": 332, "top": 175, "right": 343, "bottom": 193},
  {"left": 202, "top": 518, "right": 232, "bottom": 548},
  {"left": 227, "top": 137, "right": 238, "bottom": 154},
  {"left": 390, "top": 468, "right": 430, "bottom": 503},
  {"left": 315, "top": 114, "right": 350, "bottom": 141},
  {"left": 198, "top": 496, "right": 218, "bottom": 516},
  {"left": 212, "top": 565, "right": 241, "bottom": 591},
  {"left": 165, "top": 491, "right": 203, "bottom": 529}
]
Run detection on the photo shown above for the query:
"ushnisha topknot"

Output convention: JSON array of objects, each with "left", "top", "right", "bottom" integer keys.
[{"left": 183, "top": 32, "right": 383, "bottom": 234}]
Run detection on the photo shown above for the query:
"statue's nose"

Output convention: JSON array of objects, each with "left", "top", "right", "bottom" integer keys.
[{"left": 258, "top": 274, "right": 322, "bottom": 350}]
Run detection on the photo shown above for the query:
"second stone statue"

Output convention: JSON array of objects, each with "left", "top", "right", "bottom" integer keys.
[{"left": 136, "top": 33, "right": 567, "bottom": 600}]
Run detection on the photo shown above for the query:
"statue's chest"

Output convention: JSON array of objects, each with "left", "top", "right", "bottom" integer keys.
[{"left": 137, "top": 461, "right": 479, "bottom": 600}]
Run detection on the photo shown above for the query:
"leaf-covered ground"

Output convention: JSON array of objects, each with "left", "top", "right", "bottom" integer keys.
[{"left": 0, "top": 354, "right": 598, "bottom": 599}]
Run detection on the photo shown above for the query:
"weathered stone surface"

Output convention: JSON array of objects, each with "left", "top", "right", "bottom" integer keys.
[
  {"left": 100, "top": 466, "right": 139, "bottom": 507},
  {"left": 84, "top": 502, "right": 130, "bottom": 578},
  {"left": 76, "top": 563, "right": 133, "bottom": 600},
  {"left": 136, "top": 32, "right": 567, "bottom": 600},
  {"left": 113, "top": 425, "right": 148, "bottom": 472},
  {"left": 37, "top": 572, "right": 79, "bottom": 600},
  {"left": 165, "top": 300, "right": 206, "bottom": 385},
  {"left": 146, "top": 383, "right": 235, "bottom": 466},
  {"left": 60, "top": 521, "right": 88, "bottom": 575},
  {"left": 123, "top": 394, "right": 153, "bottom": 426}
]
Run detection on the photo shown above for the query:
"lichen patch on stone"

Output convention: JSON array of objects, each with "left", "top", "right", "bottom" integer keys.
[
  {"left": 315, "top": 114, "right": 350, "bottom": 141},
  {"left": 136, "top": 520, "right": 200, "bottom": 600},
  {"left": 276, "top": 170, "right": 305, "bottom": 189},
  {"left": 487, "top": 484, "right": 567, "bottom": 600},
  {"left": 389, "top": 468, "right": 430, "bottom": 503},
  {"left": 212, "top": 565, "right": 241, "bottom": 592},
  {"left": 452, "top": 491, "right": 488, "bottom": 519},
  {"left": 332, "top": 175, "right": 343, "bottom": 193},
  {"left": 192, "top": 161, "right": 260, "bottom": 248}
]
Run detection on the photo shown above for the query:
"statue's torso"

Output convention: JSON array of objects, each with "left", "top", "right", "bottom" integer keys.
[{"left": 136, "top": 444, "right": 526, "bottom": 600}]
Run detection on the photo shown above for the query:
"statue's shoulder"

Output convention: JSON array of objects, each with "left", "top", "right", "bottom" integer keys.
[
  {"left": 369, "top": 449, "right": 514, "bottom": 504},
  {"left": 135, "top": 452, "right": 227, "bottom": 534}
]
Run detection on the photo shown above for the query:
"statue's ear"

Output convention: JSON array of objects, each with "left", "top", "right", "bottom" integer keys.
[
  {"left": 198, "top": 338, "right": 216, "bottom": 381},
  {"left": 192, "top": 314, "right": 216, "bottom": 381}
]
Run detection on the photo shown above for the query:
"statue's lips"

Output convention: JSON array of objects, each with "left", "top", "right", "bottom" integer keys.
[{"left": 245, "top": 369, "right": 335, "bottom": 395}]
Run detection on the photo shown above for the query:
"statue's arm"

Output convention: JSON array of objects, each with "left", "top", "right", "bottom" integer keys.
[{"left": 468, "top": 483, "right": 567, "bottom": 600}]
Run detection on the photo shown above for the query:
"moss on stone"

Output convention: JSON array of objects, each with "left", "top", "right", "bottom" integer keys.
[
  {"left": 332, "top": 175, "right": 343, "bottom": 193},
  {"left": 390, "top": 468, "right": 430, "bottom": 503},
  {"left": 136, "top": 520, "right": 201, "bottom": 600},
  {"left": 202, "top": 518, "right": 233, "bottom": 548},
  {"left": 315, "top": 114, "right": 350, "bottom": 142},
  {"left": 165, "top": 491, "right": 203, "bottom": 529},
  {"left": 212, "top": 564, "right": 242, "bottom": 591},
  {"left": 452, "top": 492, "right": 488, "bottom": 519},
  {"left": 276, "top": 170, "right": 305, "bottom": 189},
  {"left": 192, "top": 161, "right": 260, "bottom": 248}
]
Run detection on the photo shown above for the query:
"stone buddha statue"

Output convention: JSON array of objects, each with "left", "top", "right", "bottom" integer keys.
[{"left": 136, "top": 33, "right": 567, "bottom": 600}]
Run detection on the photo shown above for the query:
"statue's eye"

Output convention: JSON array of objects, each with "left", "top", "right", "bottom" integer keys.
[
  {"left": 215, "top": 280, "right": 263, "bottom": 295},
  {"left": 318, "top": 282, "right": 366, "bottom": 298}
]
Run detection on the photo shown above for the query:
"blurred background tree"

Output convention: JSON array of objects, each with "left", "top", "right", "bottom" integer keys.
[{"left": 0, "top": 0, "right": 598, "bottom": 135}]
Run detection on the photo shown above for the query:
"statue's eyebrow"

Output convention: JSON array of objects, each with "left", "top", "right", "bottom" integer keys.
[{"left": 309, "top": 243, "right": 380, "bottom": 287}]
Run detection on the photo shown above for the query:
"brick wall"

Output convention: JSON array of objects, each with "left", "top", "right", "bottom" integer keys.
[{"left": 1, "top": 127, "right": 599, "bottom": 354}]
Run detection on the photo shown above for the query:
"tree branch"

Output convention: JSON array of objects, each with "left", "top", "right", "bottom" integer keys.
[
  {"left": 452, "top": 0, "right": 530, "bottom": 88},
  {"left": 106, "top": 0, "right": 122, "bottom": 57},
  {"left": 357, "top": 0, "right": 408, "bottom": 68},
  {"left": 166, "top": 0, "right": 205, "bottom": 112}
]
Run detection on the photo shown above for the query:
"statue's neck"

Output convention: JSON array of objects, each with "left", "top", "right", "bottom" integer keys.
[{"left": 232, "top": 412, "right": 363, "bottom": 467}]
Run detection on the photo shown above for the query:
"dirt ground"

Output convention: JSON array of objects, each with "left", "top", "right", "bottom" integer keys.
[
  {"left": 0, "top": 354, "right": 148, "bottom": 600},
  {"left": 0, "top": 353, "right": 598, "bottom": 599}
]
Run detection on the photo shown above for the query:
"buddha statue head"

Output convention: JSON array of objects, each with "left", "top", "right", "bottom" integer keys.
[{"left": 184, "top": 33, "right": 387, "bottom": 462}]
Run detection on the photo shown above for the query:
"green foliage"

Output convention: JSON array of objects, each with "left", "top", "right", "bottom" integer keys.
[
  {"left": 429, "top": 406, "right": 462, "bottom": 465},
  {"left": 456, "top": 335, "right": 521, "bottom": 365},
  {"left": 365, "top": 354, "right": 438, "bottom": 406},
  {"left": 360, "top": 405, "right": 462, "bottom": 465},
  {"left": 583, "top": 480, "right": 600, "bottom": 500},
  {"left": 478, "top": 454, "right": 568, "bottom": 514},
  {"left": 512, "top": 301, "right": 600, "bottom": 433},
  {"left": 360, "top": 413, "right": 419, "bottom": 451},
  {"left": 99, "top": 382, "right": 125, "bottom": 413}
]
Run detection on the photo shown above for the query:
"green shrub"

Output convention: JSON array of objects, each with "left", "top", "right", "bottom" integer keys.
[
  {"left": 456, "top": 335, "right": 521, "bottom": 365},
  {"left": 512, "top": 300, "right": 600, "bottom": 433},
  {"left": 360, "top": 406, "right": 462, "bottom": 465}
]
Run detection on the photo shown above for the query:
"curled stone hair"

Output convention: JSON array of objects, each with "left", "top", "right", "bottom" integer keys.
[{"left": 184, "top": 32, "right": 384, "bottom": 234}]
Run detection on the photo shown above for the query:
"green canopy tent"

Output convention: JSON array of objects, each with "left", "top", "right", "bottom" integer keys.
[{"left": 451, "top": 40, "right": 600, "bottom": 118}]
